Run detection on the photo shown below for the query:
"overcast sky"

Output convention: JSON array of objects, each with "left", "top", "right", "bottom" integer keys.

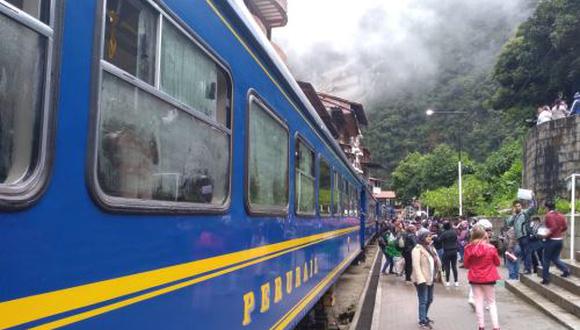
[{"left": 272, "top": 0, "right": 532, "bottom": 106}]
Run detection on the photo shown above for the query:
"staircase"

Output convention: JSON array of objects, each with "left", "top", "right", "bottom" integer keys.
[{"left": 505, "top": 252, "right": 580, "bottom": 330}]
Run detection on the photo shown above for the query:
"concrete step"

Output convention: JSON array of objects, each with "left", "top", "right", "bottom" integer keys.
[
  {"left": 537, "top": 266, "right": 580, "bottom": 295},
  {"left": 505, "top": 280, "right": 580, "bottom": 330},
  {"left": 563, "top": 259, "right": 580, "bottom": 277},
  {"left": 520, "top": 273, "right": 580, "bottom": 317}
]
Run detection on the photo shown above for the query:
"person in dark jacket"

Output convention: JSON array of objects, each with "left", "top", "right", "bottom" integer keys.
[
  {"left": 437, "top": 221, "right": 459, "bottom": 286},
  {"left": 403, "top": 224, "right": 417, "bottom": 282}
]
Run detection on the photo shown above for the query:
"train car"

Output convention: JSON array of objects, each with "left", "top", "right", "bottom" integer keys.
[
  {"left": 0, "top": 0, "right": 369, "bottom": 329},
  {"left": 363, "top": 191, "right": 378, "bottom": 247}
]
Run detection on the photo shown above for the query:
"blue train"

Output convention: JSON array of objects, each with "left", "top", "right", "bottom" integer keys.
[{"left": 0, "top": 0, "right": 378, "bottom": 329}]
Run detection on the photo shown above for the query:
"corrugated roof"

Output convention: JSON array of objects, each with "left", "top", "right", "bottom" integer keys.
[{"left": 375, "top": 191, "right": 396, "bottom": 199}]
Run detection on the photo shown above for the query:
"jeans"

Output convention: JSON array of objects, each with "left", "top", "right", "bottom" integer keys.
[
  {"left": 528, "top": 239, "right": 544, "bottom": 272},
  {"left": 472, "top": 284, "right": 499, "bottom": 329},
  {"left": 443, "top": 251, "right": 458, "bottom": 282},
  {"left": 382, "top": 254, "right": 394, "bottom": 273},
  {"left": 458, "top": 244, "right": 465, "bottom": 262},
  {"left": 518, "top": 236, "right": 532, "bottom": 272},
  {"left": 506, "top": 245, "right": 521, "bottom": 280},
  {"left": 542, "top": 239, "right": 570, "bottom": 282},
  {"left": 415, "top": 283, "right": 434, "bottom": 324}
]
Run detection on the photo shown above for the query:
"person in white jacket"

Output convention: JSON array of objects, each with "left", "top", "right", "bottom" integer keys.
[{"left": 537, "top": 106, "right": 552, "bottom": 125}]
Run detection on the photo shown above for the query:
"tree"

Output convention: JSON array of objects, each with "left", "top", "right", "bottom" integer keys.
[{"left": 492, "top": 0, "right": 580, "bottom": 110}]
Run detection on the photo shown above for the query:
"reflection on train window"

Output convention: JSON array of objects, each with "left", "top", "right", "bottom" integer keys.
[
  {"left": 5, "top": 0, "right": 49, "bottom": 22},
  {"left": 0, "top": 8, "right": 47, "bottom": 186},
  {"left": 161, "top": 23, "right": 230, "bottom": 127},
  {"left": 104, "top": 0, "right": 157, "bottom": 84},
  {"left": 97, "top": 73, "right": 229, "bottom": 205},
  {"left": 295, "top": 139, "right": 315, "bottom": 215},
  {"left": 332, "top": 172, "right": 340, "bottom": 216},
  {"left": 247, "top": 99, "right": 288, "bottom": 212},
  {"left": 341, "top": 179, "right": 349, "bottom": 216},
  {"left": 318, "top": 158, "right": 331, "bottom": 216},
  {"left": 351, "top": 186, "right": 358, "bottom": 216}
]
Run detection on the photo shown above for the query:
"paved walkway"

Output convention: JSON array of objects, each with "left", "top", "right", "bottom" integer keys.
[{"left": 371, "top": 257, "right": 565, "bottom": 330}]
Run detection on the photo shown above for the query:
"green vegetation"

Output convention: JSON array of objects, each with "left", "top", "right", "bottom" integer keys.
[
  {"left": 393, "top": 140, "right": 522, "bottom": 216},
  {"left": 365, "top": 0, "right": 580, "bottom": 216}
]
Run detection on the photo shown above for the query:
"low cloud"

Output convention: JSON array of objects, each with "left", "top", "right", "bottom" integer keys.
[{"left": 274, "top": 0, "right": 535, "bottom": 107}]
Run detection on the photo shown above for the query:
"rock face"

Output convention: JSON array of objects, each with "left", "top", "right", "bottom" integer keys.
[{"left": 523, "top": 116, "right": 580, "bottom": 202}]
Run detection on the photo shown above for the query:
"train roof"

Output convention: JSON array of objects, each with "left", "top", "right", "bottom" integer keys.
[{"left": 225, "top": 0, "right": 366, "bottom": 185}]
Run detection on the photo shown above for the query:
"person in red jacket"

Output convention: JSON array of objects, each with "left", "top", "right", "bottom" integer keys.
[
  {"left": 464, "top": 227, "right": 501, "bottom": 330},
  {"left": 541, "top": 200, "right": 571, "bottom": 284}
]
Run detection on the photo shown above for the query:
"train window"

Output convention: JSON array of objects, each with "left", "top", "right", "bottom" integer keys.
[
  {"left": 95, "top": 0, "right": 233, "bottom": 212},
  {"left": 97, "top": 73, "right": 230, "bottom": 205},
  {"left": 341, "top": 179, "right": 349, "bottom": 216},
  {"left": 0, "top": 0, "right": 55, "bottom": 204},
  {"left": 352, "top": 186, "right": 358, "bottom": 216},
  {"left": 5, "top": 0, "right": 49, "bottom": 22},
  {"left": 295, "top": 138, "right": 315, "bottom": 216},
  {"left": 161, "top": 23, "right": 230, "bottom": 127},
  {"left": 318, "top": 158, "right": 331, "bottom": 216},
  {"left": 332, "top": 172, "right": 340, "bottom": 216},
  {"left": 104, "top": 0, "right": 157, "bottom": 84},
  {"left": 247, "top": 97, "right": 288, "bottom": 213}
]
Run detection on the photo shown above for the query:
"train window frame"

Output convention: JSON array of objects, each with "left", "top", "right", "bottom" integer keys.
[
  {"left": 0, "top": 0, "right": 60, "bottom": 208},
  {"left": 245, "top": 92, "right": 289, "bottom": 216},
  {"left": 88, "top": 0, "right": 233, "bottom": 214},
  {"left": 294, "top": 134, "right": 316, "bottom": 217},
  {"left": 317, "top": 155, "right": 331, "bottom": 217}
]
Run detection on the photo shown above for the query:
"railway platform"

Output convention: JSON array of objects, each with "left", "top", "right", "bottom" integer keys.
[{"left": 370, "top": 256, "right": 568, "bottom": 330}]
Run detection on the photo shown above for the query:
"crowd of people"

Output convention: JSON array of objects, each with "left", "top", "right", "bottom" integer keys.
[
  {"left": 377, "top": 196, "right": 571, "bottom": 330},
  {"left": 536, "top": 92, "right": 580, "bottom": 125}
]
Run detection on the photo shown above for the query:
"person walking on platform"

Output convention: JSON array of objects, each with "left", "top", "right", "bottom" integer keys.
[
  {"left": 505, "top": 198, "right": 536, "bottom": 274},
  {"left": 412, "top": 231, "right": 441, "bottom": 329},
  {"left": 403, "top": 224, "right": 417, "bottom": 282},
  {"left": 464, "top": 227, "right": 501, "bottom": 330},
  {"left": 437, "top": 221, "right": 459, "bottom": 286},
  {"left": 541, "top": 200, "right": 571, "bottom": 285}
]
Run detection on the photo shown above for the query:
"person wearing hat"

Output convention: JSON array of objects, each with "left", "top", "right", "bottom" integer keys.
[{"left": 412, "top": 231, "right": 441, "bottom": 329}]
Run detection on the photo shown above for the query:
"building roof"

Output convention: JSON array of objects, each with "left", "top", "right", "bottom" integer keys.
[
  {"left": 297, "top": 81, "right": 339, "bottom": 138},
  {"left": 375, "top": 191, "right": 396, "bottom": 200},
  {"left": 244, "top": 0, "right": 288, "bottom": 29},
  {"left": 317, "top": 92, "right": 368, "bottom": 126}
]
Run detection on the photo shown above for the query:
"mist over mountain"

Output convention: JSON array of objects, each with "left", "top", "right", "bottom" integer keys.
[
  {"left": 275, "top": 0, "right": 536, "bottom": 107},
  {"left": 275, "top": 0, "right": 539, "bottom": 182}
]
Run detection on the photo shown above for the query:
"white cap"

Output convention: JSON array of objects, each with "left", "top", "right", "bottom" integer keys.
[{"left": 477, "top": 219, "right": 493, "bottom": 230}]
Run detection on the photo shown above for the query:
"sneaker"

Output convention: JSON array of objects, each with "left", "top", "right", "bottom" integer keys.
[
  {"left": 418, "top": 322, "right": 432, "bottom": 329},
  {"left": 444, "top": 282, "right": 450, "bottom": 287},
  {"left": 454, "top": 282, "right": 460, "bottom": 287},
  {"left": 562, "top": 271, "right": 570, "bottom": 278},
  {"left": 540, "top": 280, "right": 550, "bottom": 285},
  {"left": 426, "top": 317, "right": 434, "bottom": 324}
]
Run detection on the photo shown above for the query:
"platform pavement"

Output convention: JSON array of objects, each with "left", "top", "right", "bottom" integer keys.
[{"left": 370, "top": 259, "right": 566, "bottom": 330}]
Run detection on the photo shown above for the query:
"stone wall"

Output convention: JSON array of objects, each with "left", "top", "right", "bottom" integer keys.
[
  {"left": 523, "top": 116, "right": 580, "bottom": 257},
  {"left": 523, "top": 116, "right": 580, "bottom": 202}
]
